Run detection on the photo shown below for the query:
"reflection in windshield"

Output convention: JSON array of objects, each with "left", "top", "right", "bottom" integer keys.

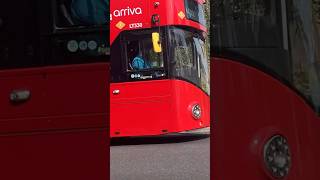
[
  {"left": 57, "top": 0, "right": 109, "bottom": 27},
  {"left": 169, "top": 27, "right": 209, "bottom": 94}
]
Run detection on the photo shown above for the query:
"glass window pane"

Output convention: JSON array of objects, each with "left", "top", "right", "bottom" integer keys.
[
  {"left": 56, "top": 0, "right": 109, "bottom": 27},
  {"left": 289, "top": 0, "right": 320, "bottom": 113},
  {"left": 169, "top": 27, "right": 209, "bottom": 94},
  {"left": 185, "top": 0, "right": 206, "bottom": 26},
  {"left": 213, "top": 0, "right": 291, "bottom": 82},
  {"left": 126, "top": 36, "right": 164, "bottom": 71},
  {"left": 213, "top": 0, "right": 284, "bottom": 48}
]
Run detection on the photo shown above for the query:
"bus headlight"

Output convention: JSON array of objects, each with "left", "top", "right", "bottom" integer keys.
[
  {"left": 191, "top": 104, "right": 201, "bottom": 120},
  {"left": 263, "top": 135, "right": 291, "bottom": 178}
]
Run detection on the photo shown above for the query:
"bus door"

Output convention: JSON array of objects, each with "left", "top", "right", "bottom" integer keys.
[{"left": 0, "top": 0, "right": 47, "bottom": 133}]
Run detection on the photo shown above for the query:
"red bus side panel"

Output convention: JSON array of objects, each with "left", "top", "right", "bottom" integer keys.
[
  {"left": 211, "top": 59, "right": 320, "bottom": 179},
  {"left": 0, "top": 63, "right": 109, "bottom": 180},
  {"left": 0, "top": 130, "right": 108, "bottom": 180}
]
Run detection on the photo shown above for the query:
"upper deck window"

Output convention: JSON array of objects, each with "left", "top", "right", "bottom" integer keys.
[
  {"left": 212, "top": 0, "right": 291, "bottom": 82},
  {"left": 184, "top": 0, "right": 206, "bottom": 26},
  {"left": 213, "top": 0, "right": 284, "bottom": 49},
  {"left": 55, "top": 0, "right": 109, "bottom": 27}
]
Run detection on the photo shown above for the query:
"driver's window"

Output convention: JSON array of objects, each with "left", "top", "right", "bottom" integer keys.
[
  {"left": 142, "top": 39, "right": 164, "bottom": 68},
  {"left": 126, "top": 40, "right": 146, "bottom": 71},
  {"left": 125, "top": 36, "right": 164, "bottom": 71}
]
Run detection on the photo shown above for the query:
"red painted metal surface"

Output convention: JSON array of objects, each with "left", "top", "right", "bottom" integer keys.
[
  {"left": 110, "top": 79, "right": 209, "bottom": 137},
  {"left": 0, "top": 63, "right": 109, "bottom": 179},
  {"left": 0, "top": 130, "right": 108, "bottom": 180},
  {"left": 110, "top": 0, "right": 207, "bottom": 44},
  {"left": 110, "top": 0, "right": 209, "bottom": 137},
  {"left": 211, "top": 59, "right": 320, "bottom": 179}
]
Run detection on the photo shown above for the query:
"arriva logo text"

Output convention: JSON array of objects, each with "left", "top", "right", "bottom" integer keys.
[{"left": 110, "top": 6, "right": 143, "bottom": 20}]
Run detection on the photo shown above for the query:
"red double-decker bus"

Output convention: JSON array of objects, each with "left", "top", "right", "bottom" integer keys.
[
  {"left": 110, "top": 0, "right": 210, "bottom": 137},
  {"left": 211, "top": 0, "right": 320, "bottom": 179},
  {"left": 0, "top": 1, "right": 109, "bottom": 179}
]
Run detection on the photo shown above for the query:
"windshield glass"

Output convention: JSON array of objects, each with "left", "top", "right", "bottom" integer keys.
[
  {"left": 126, "top": 37, "right": 164, "bottom": 71},
  {"left": 169, "top": 27, "right": 209, "bottom": 94},
  {"left": 56, "top": 0, "right": 109, "bottom": 27},
  {"left": 111, "top": 28, "right": 166, "bottom": 83}
]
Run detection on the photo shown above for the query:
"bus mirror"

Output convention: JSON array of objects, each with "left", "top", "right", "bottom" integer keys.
[{"left": 152, "top": 32, "right": 162, "bottom": 53}]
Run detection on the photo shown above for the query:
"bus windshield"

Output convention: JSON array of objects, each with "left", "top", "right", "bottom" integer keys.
[
  {"left": 124, "top": 31, "right": 164, "bottom": 72},
  {"left": 125, "top": 33, "right": 164, "bottom": 71},
  {"left": 56, "top": 0, "right": 109, "bottom": 27},
  {"left": 169, "top": 27, "right": 209, "bottom": 94}
]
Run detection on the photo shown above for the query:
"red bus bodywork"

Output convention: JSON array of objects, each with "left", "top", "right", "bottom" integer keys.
[
  {"left": 211, "top": 0, "right": 320, "bottom": 179},
  {"left": 0, "top": 64, "right": 109, "bottom": 180},
  {"left": 110, "top": 0, "right": 206, "bottom": 44},
  {"left": 212, "top": 60, "right": 320, "bottom": 179},
  {"left": 0, "top": 1, "right": 109, "bottom": 179},
  {"left": 110, "top": 0, "right": 209, "bottom": 137}
]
